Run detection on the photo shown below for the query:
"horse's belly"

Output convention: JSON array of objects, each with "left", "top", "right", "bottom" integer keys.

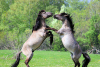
[{"left": 60, "top": 35, "right": 75, "bottom": 52}]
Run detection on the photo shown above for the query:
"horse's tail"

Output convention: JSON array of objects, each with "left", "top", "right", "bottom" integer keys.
[
  {"left": 11, "top": 51, "right": 22, "bottom": 67},
  {"left": 82, "top": 52, "right": 91, "bottom": 67}
]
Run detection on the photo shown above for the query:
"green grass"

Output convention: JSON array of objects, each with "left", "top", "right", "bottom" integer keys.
[{"left": 0, "top": 50, "right": 100, "bottom": 67}]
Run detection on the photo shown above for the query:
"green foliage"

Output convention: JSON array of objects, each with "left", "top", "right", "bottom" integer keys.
[
  {"left": 66, "top": 0, "right": 100, "bottom": 50},
  {"left": 52, "top": 35, "right": 65, "bottom": 51},
  {"left": 98, "top": 34, "right": 100, "bottom": 41},
  {"left": 83, "top": 15, "right": 100, "bottom": 49},
  {"left": 0, "top": 0, "right": 100, "bottom": 51}
]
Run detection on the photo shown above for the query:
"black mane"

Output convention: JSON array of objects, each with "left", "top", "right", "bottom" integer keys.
[
  {"left": 32, "top": 10, "right": 45, "bottom": 32},
  {"left": 61, "top": 13, "right": 75, "bottom": 34}
]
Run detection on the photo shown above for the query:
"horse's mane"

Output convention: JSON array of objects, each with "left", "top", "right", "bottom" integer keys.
[
  {"left": 32, "top": 10, "right": 45, "bottom": 32},
  {"left": 61, "top": 13, "right": 75, "bottom": 34}
]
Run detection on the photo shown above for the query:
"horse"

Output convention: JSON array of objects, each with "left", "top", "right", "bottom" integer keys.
[
  {"left": 11, "top": 10, "right": 57, "bottom": 67},
  {"left": 53, "top": 13, "right": 90, "bottom": 67}
]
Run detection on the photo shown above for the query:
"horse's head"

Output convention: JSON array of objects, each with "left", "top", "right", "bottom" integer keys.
[
  {"left": 32, "top": 10, "right": 53, "bottom": 32},
  {"left": 54, "top": 13, "right": 69, "bottom": 21},
  {"left": 39, "top": 10, "right": 53, "bottom": 19},
  {"left": 54, "top": 13, "right": 75, "bottom": 33}
]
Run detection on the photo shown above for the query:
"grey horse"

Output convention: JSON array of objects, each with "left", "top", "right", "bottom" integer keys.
[
  {"left": 11, "top": 10, "right": 56, "bottom": 67},
  {"left": 54, "top": 13, "right": 90, "bottom": 67}
]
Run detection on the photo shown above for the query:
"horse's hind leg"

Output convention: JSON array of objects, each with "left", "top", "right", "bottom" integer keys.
[
  {"left": 74, "top": 61, "right": 80, "bottom": 67},
  {"left": 71, "top": 53, "right": 80, "bottom": 67},
  {"left": 72, "top": 58, "right": 80, "bottom": 67},
  {"left": 25, "top": 52, "right": 33, "bottom": 67}
]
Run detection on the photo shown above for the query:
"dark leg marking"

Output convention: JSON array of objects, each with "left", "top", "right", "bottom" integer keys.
[{"left": 25, "top": 53, "right": 33, "bottom": 67}]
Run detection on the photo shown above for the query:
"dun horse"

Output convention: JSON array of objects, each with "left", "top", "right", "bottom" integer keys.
[
  {"left": 54, "top": 13, "right": 90, "bottom": 67},
  {"left": 11, "top": 10, "right": 56, "bottom": 67}
]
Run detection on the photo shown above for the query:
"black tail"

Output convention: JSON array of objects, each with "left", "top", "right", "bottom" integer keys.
[
  {"left": 82, "top": 52, "right": 91, "bottom": 67},
  {"left": 11, "top": 51, "right": 22, "bottom": 67}
]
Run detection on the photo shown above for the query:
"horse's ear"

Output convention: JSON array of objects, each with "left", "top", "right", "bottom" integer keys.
[{"left": 38, "top": 10, "right": 45, "bottom": 15}]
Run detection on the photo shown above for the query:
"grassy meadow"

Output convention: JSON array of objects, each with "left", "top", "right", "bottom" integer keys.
[{"left": 0, "top": 50, "right": 100, "bottom": 67}]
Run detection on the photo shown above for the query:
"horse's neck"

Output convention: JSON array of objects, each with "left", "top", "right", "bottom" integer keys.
[
  {"left": 41, "top": 19, "right": 46, "bottom": 27},
  {"left": 61, "top": 19, "right": 77, "bottom": 43},
  {"left": 37, "top": 19, "right": 46, "bottom": 32},
  {"left": 62, "top": 19, "right": 70, "bottom": 29},
  {"left": 61, "top": 20, "right": 74, "bottom": 36},
  {"left": 62, "top": 24, "right": 71, "bottom": 30},
  {"left": 61, "top": 22, "right": 71, "bottom": 31}
]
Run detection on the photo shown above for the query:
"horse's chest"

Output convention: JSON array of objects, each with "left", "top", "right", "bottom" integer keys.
[
  {"left": 60, "top": 34, "right": 70, "bottom": 42},
  {"left": 60, "top": 35, "right": 75, "bottom": 52}
]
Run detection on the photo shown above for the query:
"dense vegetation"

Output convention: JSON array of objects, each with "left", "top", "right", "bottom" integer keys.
[{"left": 0, "top": 0, "right": 100, "bottom": 52}]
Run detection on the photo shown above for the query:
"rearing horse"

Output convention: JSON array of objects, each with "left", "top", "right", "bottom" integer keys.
[
  {"left": 54, "top": 13, "right": 90, "bottom": 67},
  {"left": 11, "top": 10, "right": 56, "bottom": 67}
]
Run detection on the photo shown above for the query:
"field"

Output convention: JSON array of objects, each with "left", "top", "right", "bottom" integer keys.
[{"left": 0, "top": 50, "right": 100, "bottom": 67}]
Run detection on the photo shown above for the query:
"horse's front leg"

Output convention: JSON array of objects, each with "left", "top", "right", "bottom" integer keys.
[
  {"left": 43, "top": 31, "right": 51, "bottom": 37},
  {"left": 45, "top": 31, "right": 53, "bottom": 45},
  {"left": 45, "top": 31, "right": 52, "bottom": 37},
  {"left": 45, "top": 26, "right": 58, "bottom": 31},
  {"left": 46, "top": 27, "right": 63, "bottom": 35},
  {"left": 56, "top": 30, "right": 64, "bottom": 35},
  {"left": 46, "top": 28, "right": 58, "bottom": 31}
]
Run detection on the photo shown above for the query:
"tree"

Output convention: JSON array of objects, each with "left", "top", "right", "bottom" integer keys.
[{"left": 84, "top": 15, "right": 100, "bottom": 49}]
